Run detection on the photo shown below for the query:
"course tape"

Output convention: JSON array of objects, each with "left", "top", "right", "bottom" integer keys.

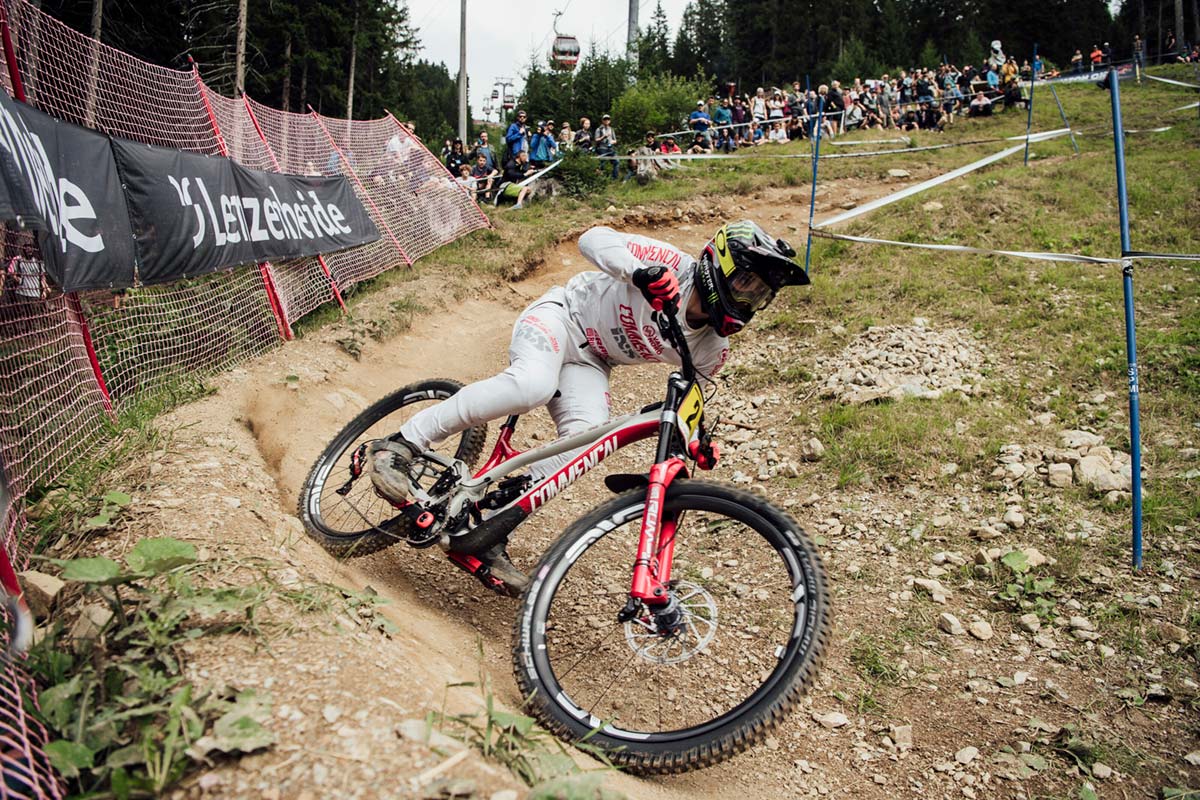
[
  {"left": 810, "top": 229, "right": 1121, "bottom": 264},
  {"left": 1171, "top": 101, "right": 1200, "bottom": 112},
  {"left": 829, "top": 137, "right": 911, "bottom": 146},
  {"left": 596, "top": 129, "right": 1069, "bottom": 163},
  {"left": 1124, "top": 250, "right": 1200, "bottom": 262},
  {"left": 816, "top": 130, "right": 1070, "bottom": 228},
  {"left": 519, "top": 158, "right": 562, "bottom": 187},
  {"left": 1144, "top": 74, "right": 1200, "bottom": 89},
  {"left": 1077, "top": 126, "right": 1175, "bottom": 135}
]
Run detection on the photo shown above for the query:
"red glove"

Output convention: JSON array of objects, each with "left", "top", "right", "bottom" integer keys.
[
  {"left": 632, "top": 266, "right": 680, "bottom": 312},
  {"left": 689, "top": 439, "right": 720, "bottom": 471}
]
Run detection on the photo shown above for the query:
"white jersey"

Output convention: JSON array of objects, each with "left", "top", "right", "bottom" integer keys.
[{"left": 563, "top": 227, "right": 729, "bottom": 382}]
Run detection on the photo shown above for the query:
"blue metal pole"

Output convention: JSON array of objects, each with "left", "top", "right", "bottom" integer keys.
[
  {"left": 1107, "top": 66, "right": 1143, "bottom": 570},
  {"left": 1023, "top": 44, "right": 1038, "bottom": 166},
  {"left": 803, "top": 96, "right": 826, "bottom": 276}
]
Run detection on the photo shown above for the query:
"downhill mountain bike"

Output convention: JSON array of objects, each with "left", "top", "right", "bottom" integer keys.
[{"left": 298, "top": 304, "right": 830, "bottom": 773}]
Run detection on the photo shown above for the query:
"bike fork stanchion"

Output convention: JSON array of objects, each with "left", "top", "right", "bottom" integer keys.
[
  {"left": 803, "top": 97, "right": 826, "bottom": 276},
  {"left": 1107, "top": 67, "right": 1144, "bottom": 570},
  {"left": 1048, "top": 85, "right": 1080, "bottom": 155}
]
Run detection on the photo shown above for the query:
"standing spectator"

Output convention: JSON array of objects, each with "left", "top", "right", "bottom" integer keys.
[
  {"left": 445, "top": 138, "right": 468, "bottom": 175},
  {"left": 1102, "top": 42, "right": 1112, "bottom": 65},
  {"left": 877, "top": 80, "right": 894, "bottom": 128},
  {"left": 1132, "top": 34, "right": 1145, "bottom": 76},
  {"left": 529, "top": 121, "right": 558, "bottom": 168},
  {"left": 470, "top": 154, "right": 498, "bottom": 201},
  {"left": 713, "top": 98, "right": 736, "bottom": 152},
  {"left": 1164, "top": 30, "right": 1177, "bottom": 61},
  {"left": 690, "top": 100, "right": 713, "bottom": 145},
  {"left": 731, "top": 96, "right": 750, "bottom": 143},
  {"left": 1001, "top": 57, "right": 1019, "bottom": 87},
  {"left": 1089, "top": 44, "right": 1103, "bottom": 71},
  {"left": 505, "top": 110, "right": 530, "bottom": 158},
  {"left": 574, "top": 117, "right": 593, "bottom": 151},
  {"left": 898, "top": 70, "right": 913, "bottom": 104},
  {"left": 558, "top": 121, "right": 574, "bottom": 150},
  {"left": 914, "top": 70, "right": 935, "bottom": 103},
  {"left": 1071, "top": 49, "right": 1084, "bottom": 73},
  {"left": 470, "top": 130, "right": 497, "bottom": 171},
  {"left": 986, "top": 64, "right": 1000, "bottom": 92},
  {"left": 750, "top": 87, "right": 768, "bottom": 122},
  {"left": 789, "top": 81, "right": 804, "bottom": 112},
  {"left": 767, "top": 90, "right": 786, "bottom": 120},
  {"left": 594, "top": 113, "right": 618, "bottom": 178},
  {"left": 816, "top": 85, "right": 838, "bottom": 139},
  {"left": 4, "top": 241, "right": 46, "bottom": 331},
  {"left": 826, "top": 80, "right": 846, "bottom": 132}
]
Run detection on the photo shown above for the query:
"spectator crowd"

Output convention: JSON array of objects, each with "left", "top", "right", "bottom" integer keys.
[{"left": 430, "top": 33, "right": 1198, "bottom": 209}]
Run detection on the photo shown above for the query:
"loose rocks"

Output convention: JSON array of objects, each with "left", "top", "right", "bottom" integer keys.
[
  {"left": 938, "top": 613, "right": 966, "bottom": 636},
  {"left": 817, "top": 324, "right": 987, "bottom": 405},
  {"left": 19, "top": 570, "right": 64, "bottom": 619},
  {"left": 814, "top": 711, "right": 850, "bottom": 729},
  {"left": 968, "top": 619, "right": 994, "bottom": 641}
]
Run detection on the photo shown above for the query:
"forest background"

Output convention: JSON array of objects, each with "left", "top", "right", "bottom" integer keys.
[{"left": 39, "top": 0, "right": 1199, "bottom": 143}]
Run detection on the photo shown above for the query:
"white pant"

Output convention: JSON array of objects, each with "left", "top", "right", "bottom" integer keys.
[{"left": 400, "top": 295, "right": 611, "bottom": 481}]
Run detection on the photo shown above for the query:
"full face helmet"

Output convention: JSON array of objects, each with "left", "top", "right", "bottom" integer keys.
[{"left": 695, "top": 220, "right": 810, "bottom": 336}]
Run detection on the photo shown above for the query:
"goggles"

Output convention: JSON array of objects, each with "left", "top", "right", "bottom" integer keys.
[{"left": 727, "top": 270, "right": 775, "bottom": 314}]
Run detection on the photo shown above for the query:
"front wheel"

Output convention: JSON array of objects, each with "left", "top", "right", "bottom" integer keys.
[{"left": 512, "top": 481, "right": 829, "bottom": 773}]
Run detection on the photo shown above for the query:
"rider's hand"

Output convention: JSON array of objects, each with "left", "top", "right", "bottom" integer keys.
[
  {"left": 632, "top": 266, "right": 680, "bottom": 312},
  {"left": 689, "top": 439, "right": 720, "bottom": 471}
]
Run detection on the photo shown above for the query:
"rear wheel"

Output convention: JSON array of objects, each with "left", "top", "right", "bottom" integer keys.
[
  {"left": 298, "top": 379, "right": 487, "bottom": 557},
  {"left": 513, "top": 481, "right": 829, "bottom": 773}
]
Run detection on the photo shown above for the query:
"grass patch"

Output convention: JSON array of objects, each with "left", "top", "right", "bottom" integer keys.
[{"left": 849, "top": 633, "right": 904, "bottom": 683}]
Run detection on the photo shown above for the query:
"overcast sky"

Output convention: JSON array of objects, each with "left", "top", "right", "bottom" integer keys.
[{"left": 404, "top": 0, "right": 692, "bottom": 118}]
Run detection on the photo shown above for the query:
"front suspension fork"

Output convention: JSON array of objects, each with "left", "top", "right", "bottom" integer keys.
[{"left": 629, "top": 457, "right": 688, "bottom": 605}]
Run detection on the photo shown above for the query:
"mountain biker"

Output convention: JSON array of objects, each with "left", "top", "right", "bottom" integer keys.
[{"left": 368, "top": 220, "right": 809, "bottom": 591}]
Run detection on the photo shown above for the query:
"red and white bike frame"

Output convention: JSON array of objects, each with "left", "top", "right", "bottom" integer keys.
[{"left": 443, "top": 404, "right": 694, "bottom": 605}]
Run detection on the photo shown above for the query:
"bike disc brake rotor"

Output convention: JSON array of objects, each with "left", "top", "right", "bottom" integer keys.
[{"left": 623, "top": 581, "right": 718, "bottom": 665}]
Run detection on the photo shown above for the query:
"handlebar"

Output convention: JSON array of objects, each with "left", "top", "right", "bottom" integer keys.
[{"left": 655, "top": 299, "right": 695, "bottom": 384}]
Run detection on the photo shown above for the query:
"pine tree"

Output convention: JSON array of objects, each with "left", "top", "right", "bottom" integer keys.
[{"left": 638, "top": 2, "right": 672, "bottom": 77}]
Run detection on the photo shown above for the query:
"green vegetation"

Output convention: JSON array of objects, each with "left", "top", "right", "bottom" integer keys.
[
  {"left": 430, "top": 654, "right": 622, "bottom": 794},
  {"left": 30, "top": 536, "right": 394, "bottom": 798}
]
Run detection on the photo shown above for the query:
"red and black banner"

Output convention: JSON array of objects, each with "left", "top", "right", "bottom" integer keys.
[{"left": 0, "top": 88, "right": 379, "bottom": 292}]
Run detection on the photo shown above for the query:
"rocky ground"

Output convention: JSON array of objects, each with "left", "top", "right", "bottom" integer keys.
[{"left": 26, "top": 184, "right": 1200, "bottom": 799}]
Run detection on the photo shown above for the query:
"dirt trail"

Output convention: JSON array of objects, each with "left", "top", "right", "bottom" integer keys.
[{"left": 129, "top": 181, "right": 1051, "bottom": 800}]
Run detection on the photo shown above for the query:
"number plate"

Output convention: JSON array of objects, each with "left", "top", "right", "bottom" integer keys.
[{"left": 676, "top": 383, "right": 704, "bottom": 442}]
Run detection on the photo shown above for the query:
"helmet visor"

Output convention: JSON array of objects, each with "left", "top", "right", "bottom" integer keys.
[{"left": 727, "top": 269, "right": 775, "bottom": 314}]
